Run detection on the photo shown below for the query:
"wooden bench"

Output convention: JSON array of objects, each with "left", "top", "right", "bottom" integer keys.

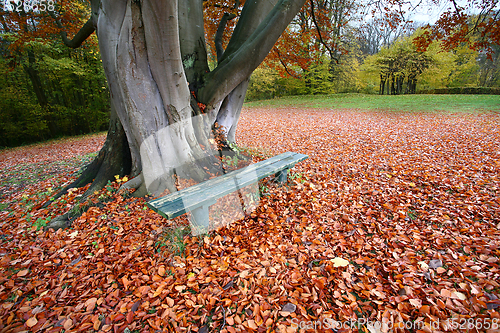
[{"left": 147, "top": 152, "right": 308, "bottom": 235}]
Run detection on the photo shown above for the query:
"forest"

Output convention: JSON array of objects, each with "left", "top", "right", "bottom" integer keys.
[{"left": 1, "top": 0, "right": 499, "bottom": 147}]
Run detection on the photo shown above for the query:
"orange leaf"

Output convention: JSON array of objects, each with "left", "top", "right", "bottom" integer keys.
[
  {"left": 17, "top": 269, "right": 29, "bottom": 277},
  {"left": 127, "top": 311, "right": 134, "bottom": 324},
  {"left": 63, "top": 319, "right": 73, "bottom": 330},
  {"left": 153, "top": 283, "right": 166, "bottom": 297},
  {"left": 85, "top": 297, "right": 97, "bottom": 312},
  {"left": 25, "top": 317, "right": 38, "bottom": 328}
]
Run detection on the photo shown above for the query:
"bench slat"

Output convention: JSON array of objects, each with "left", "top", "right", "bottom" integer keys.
[
  {"left": 147, "top": 152, "right": 308, "bottom": 220},
  {"left": 149, "top": 152, "right": 296, "bottom": 204}
]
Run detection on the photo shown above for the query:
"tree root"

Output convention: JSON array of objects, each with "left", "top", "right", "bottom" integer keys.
[
  {"left": 43, "top": 109, "right": 131, "bottom": 208},
  {"left": 44, "top": 204, "right": 87, "bottom": 231},
  {"left": 42, "top": 109, "right": 132, "bottom": 230},
  {"left": 41, "top": 110, "right": 244, "bottom": 229}
]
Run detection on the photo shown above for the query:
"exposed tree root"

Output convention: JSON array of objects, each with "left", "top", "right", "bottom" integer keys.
[{"left": 44, "top": 112, "right": 132, "bottom": 230}]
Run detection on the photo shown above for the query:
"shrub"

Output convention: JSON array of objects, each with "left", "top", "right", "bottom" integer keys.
[{"left": 418, "top": 87, "right": 500, "bottom": 95}]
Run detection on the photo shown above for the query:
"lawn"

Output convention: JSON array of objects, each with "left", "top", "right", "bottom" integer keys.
[
  {"left": 245, "top": 93, "right": 500, "bottom": 113},
  {"left": 0, "top": 96, "right": 499, "bottom": 332}
]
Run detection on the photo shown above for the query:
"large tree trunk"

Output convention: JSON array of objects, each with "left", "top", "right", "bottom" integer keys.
[
  {"left": 97, "top": 0, "right": 221, "bottom": 197},
  {"left": 47, "top": 0, "right": 306, "bottom": 221},
  {"left": 216, "top": 78, "right": 249, "bottom": 143}
]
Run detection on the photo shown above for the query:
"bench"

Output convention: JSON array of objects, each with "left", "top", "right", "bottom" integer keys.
[{"left": 147, "top": 152, "right": 308, "bottom": 235}]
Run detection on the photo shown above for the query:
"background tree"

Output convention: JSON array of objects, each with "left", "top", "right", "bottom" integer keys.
[
  {"left": 356, "top": 18, "right": 418, "bottom": 56},
  {"left": 360, "top": 34, "right": 433, "bottom": 95},
  {"left": 263, "top": 0, "right": 358, "bottom": 79},
  {"left": 477, "top": 44, "right": 500, "bottom": 86},
  {"left": 0, "top": 2, "right": 109, "bottom": 147},
  {"left": 414, "top": 2, "right": 500, "bottom": 57}
]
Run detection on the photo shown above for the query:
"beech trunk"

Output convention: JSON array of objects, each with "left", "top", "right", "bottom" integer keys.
[{"left": 48, "top": 0, "right": 306, "bottom": 226}]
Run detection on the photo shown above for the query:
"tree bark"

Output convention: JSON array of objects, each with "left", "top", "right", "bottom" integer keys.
[
  {"left": 380, "top": 74, "right": 385, "bottom": 95},
  {"left": 95, "top": 0, "right": 224, "bottom": 197},
  {"left": 216, "top": 78, "right": 249, "bottom": 143},
  {"left": 198, "top": 0, "right": 306, "bottom": 107},
  {"left": 44, "top": 105, "right": 131, "bottom": 228},
  {"left": 178, "top": 0, "right": 210, "bottom": 92},
  {"left": 213, "top": 0, "right": 279, "bottom": 142}
]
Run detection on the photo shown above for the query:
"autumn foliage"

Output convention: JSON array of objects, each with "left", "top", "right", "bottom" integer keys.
[
  {"left": 1, "top": 1, "right": 89, "bottom": 51},
  {"left": 1, "top": 106, "right": 499, "bottom": 332},
  {"left": 413, "top": 1, "right": 500, "bottom": 57}
]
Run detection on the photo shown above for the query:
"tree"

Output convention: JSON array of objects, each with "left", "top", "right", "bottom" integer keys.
[
  {"left": 263, "top": 0, "right": 358, "bottom": 79},
  {"left": 0, "top": 3, "right": 109, "bottom": 146},
  {"left": 28, "top": 0, "right": 304, "bottom": 229},
  {"left": 414, "top": 4, "right": 500, "bottom": 57},
  {"left": 356, "top": 18, "right": 420, "bottom": 56},
  {"left": 361, "top": 34, "right": 433, "bottom": 95},
  {"left": 477, "top": 43, "right": 500, "bottom": 86}
]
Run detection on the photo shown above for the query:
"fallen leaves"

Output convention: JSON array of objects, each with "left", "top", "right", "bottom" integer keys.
[
  {"left": 16, "top": 269, "right": 29, "bottom": 277},
  {"left": 25, "top": 316, "right": 37, "bottom": 328},
  {"left": 0, "top": 108, "right": 499, "bottom": 332}
]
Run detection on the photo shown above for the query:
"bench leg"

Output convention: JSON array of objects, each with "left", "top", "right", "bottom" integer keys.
[
  {"left": 189, "top": 205, "right": 210, "bottom": 236},
  {"left": 275, "top": 168, "right": 289, "bottom": 183}
]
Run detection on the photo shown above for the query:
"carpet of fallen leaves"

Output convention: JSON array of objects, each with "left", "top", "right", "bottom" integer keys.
[{"left": 0, "top": 108, "right": 499, "bottom": 333}]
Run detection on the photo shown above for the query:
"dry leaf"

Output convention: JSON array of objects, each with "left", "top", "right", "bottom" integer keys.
[
  {"left": 409, "top": 298, "right": 422, "bottom": 308},
  {"left": 280, "top": 302, "right": 297, "bottom": 316},
  {"left": 25, "top": 316, "right": 38, "bottom": 328},
  {"left": 331, "top": 257, "right": 350, "bottom": 267},
  {"left": 17, "top": 269, "right": 29, "bottom": 277}
]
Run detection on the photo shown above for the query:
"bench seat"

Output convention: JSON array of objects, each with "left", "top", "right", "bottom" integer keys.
[{"left": 147, "top": 151, "right": 308, "bottom": 235}]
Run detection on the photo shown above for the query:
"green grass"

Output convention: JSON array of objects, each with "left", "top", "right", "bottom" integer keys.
[
  {"left": 0, "top": 131, "right": 107, "bottom": 152},
  {"left": 244, "top": 93, "right": 500, "bottom": 112}
]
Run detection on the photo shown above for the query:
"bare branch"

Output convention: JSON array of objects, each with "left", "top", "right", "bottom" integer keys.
[
  {"left": 451, "top": 0, "right": 461, "bottom": 14},
  {"left": 274, "top": 47, "right": 302, "bottom": 79},
  {"left": 309, "top": 0, "right": 337, "bottom": 61},
  {"left": 215, "top": 12, "right": 237, "bottom": 61}
]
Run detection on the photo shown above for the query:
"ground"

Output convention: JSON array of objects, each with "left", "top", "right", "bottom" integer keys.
[{"left": 0, "top": 100, "right": 499, "bottom": 332}]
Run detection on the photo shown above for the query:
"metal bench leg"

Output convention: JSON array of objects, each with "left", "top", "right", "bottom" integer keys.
[
  {"left": 275, "top": 168, "right": 289, "bottom": 183},
  {"left": 189, "top": 205, "right": 210, "bottom": 236}
]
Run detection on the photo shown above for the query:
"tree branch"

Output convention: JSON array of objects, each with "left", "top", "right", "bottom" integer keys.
[
  {"left": 178, "top": 0, "right": 210, "bottom": 89},
  {"left": 451, "top": 0, "right": 461, "bottom": 14},
  {"left": 48, "top": 0, "right": 99, "bottom": 49},
  {"left": 274, "top": 47, "right": 302, "bottom": 79},
  {"left": 49, "top": 14, "right": 95, "bottom": 48},
  {"left": 309, "top": 0, "right": 337, "bottom": 62},
  {"left": 215, "top": 12, "right": 236, "bottom": 61},
  {"left": 219, "top": 0, "right": 280, "bottom": 64},
  {"left": 199, "top": 0, "right": 306, "bottom": 106}
]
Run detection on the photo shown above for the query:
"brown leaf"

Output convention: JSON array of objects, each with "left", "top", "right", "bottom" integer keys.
[
  {"left": 25, "top": 317, "right": 38, "bottom": 328},
  {"left": 17, "top": 269, "right": 29, "bottom": 277},
  {"left": 280, "top": 302, "right": 296, "bottom": 316},
  {"left": 85, "top": 297, "right": 97, "bottom": 312}
]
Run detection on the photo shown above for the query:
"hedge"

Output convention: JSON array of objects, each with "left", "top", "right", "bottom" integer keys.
[{"left": 418, "top": 87, "right": 500, "bottom": 95}]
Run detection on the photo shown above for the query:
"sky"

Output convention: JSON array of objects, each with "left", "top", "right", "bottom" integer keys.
[
  {"left": 408, "top": 1, "right": 451, "bottom": 24},
  {"left": 405, "top": 0, "right": 488, "bottom": 24}
]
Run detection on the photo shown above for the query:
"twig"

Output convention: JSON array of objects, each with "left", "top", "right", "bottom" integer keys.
[{"left": 219, "top": 305, "right": 226, "bottom": 332}]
